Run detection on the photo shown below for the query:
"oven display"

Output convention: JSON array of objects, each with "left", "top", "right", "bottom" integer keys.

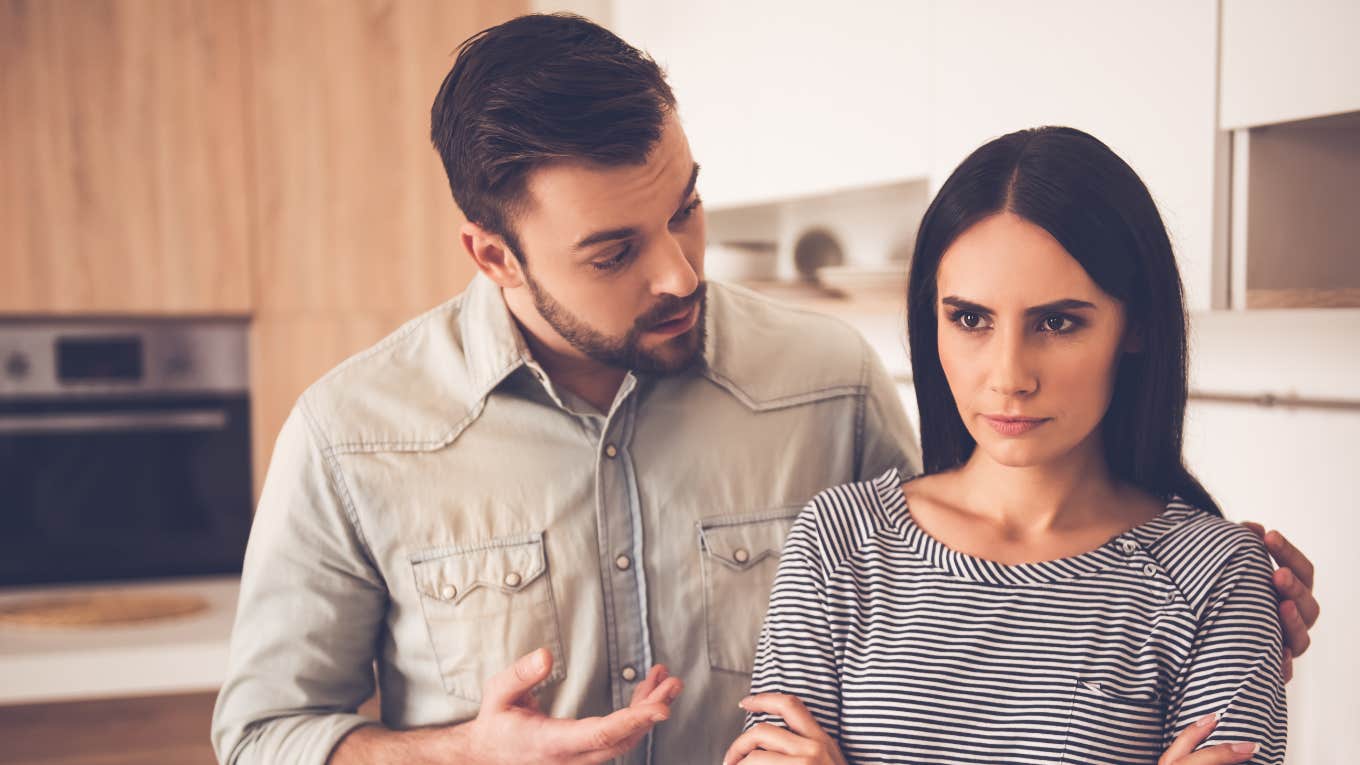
[{"left": 57, "top": 336, "right": 144, "bottom": 383}]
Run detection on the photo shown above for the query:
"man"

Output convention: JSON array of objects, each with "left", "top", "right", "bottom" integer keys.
[{"left": 212, "top": 13, "right": 1319, "bottom": 765}]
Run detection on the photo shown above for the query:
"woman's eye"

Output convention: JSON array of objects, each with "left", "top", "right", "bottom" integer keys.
[
  {"left": 1041, "top": 315, "right": 1075, "bottom": 333},
  {"left": 959, "top": 312, "right": 983, "bottom": 329}
]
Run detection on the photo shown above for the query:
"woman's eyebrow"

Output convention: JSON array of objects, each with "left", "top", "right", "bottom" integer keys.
[
  {"left": 1023, "top": 298, "right": 1097, "bottom": 317},
  {"left": 941, "top": 296, "right": 992, "bottom": 314}
]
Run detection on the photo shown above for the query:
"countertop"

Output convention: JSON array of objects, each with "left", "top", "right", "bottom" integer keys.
[{"left": 0, "top": 575, "right": 239, "bottom": 705}]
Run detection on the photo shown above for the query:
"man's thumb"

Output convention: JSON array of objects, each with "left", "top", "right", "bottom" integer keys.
[{"left": 482, "top": 647, "right": 552, "bottom": 710}]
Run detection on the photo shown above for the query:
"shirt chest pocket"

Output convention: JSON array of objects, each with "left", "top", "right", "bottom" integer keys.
[
  {"left": 410, "top": 532, "right": 565, "bottom": 702},
  {"left": 698, "top": 509, "right": 800, "bottom": 674},
  {"left": 1063, "top": 678, "right": 1166, "bottom": 764}
]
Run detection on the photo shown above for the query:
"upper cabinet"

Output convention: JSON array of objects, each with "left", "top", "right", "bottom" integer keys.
[
  {"left": 1219, "top": 0, "right": 1360, "bottom": 129},
  {"left": 0, "top": 0, "right": 254, "bottom": 315},
  {"left": 612, "top": 0, "right": 932, "bottom": 209},
  {"left": 924, "top": 0, "right": 1223, "bottom": 312}
]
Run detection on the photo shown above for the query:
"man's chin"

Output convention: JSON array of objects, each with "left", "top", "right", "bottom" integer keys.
[{"left": 635, "top": 327, "right": 704, "bottom": 374}]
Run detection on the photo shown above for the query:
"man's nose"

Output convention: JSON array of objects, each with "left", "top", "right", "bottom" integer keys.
[{"left": 647, "top": 233, "right": 700, "bottom": 298}]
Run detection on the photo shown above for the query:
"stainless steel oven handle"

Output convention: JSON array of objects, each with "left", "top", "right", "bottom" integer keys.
[{"left": 0, "top": 409, "right": 230, "bottom": 435}]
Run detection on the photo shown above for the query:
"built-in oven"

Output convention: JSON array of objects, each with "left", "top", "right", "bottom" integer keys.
[{"left": 0, "top": 320, "right": 252, "bottom": 586}]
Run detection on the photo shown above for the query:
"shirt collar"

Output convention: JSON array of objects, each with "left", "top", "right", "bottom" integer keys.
[{"left": 460, "top": 273, "right": 536, "bottom": 401}]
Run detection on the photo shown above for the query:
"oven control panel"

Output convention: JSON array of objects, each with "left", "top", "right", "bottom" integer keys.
[{"left": 0, "top": 320, "right": 248, "bottom": 397}]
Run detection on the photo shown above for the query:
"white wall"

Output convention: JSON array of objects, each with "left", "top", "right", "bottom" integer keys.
[{"left": 1184, "top": 309, "right": 1360, "bottom": 763}]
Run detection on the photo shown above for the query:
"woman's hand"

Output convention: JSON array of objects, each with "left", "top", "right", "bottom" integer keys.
[
  {"left": 722, "top": 693, "right": 847, "bottom": 765},
  {"left": 1242, "top": 522, "right": 1320, "bottom": 680},
  {"left": 1159, "top": 713, "right": 1260, "bottom": 764}
]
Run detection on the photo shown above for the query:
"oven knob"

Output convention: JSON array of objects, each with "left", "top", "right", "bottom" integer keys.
[{"left": 4, "top": 352, "right": 30, "bottom": 380}]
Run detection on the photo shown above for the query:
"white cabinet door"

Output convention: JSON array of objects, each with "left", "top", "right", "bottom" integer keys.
[
  {"left": 924, "top": 1, "right": 1221, "bottom": 311},
  {"left": 613, "top": 0, "right": 931, "bottom": 209},
  {"left": 1220, "top": 0, "right": 1360, "bottom": 129}
]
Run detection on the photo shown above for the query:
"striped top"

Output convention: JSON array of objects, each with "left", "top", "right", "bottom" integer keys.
[{"left": 746, "top": 470, "right": 1287, "bottom": 764}]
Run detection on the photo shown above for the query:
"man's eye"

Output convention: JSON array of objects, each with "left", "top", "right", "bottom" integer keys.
[
  {"left": 592, "top": 246, "right": 632, "bottom": 272},
  {"left": 672, "top": 196, "right": 702, "bottom": 224}
]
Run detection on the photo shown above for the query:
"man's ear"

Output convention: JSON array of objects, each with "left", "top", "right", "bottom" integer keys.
[{"left": 462, "top": 221, "right": 525, "bottom": 289}]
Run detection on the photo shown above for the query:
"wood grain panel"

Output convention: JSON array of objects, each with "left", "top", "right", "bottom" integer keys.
[
  {"left": 246, "top": 0, "right": 518, "bottom": 314},
  {"left": 0, "top": 690, "right": 380, "bottom": 764},
  {"left": 0, "top": 0, "right": 253, "bottom": 315}
]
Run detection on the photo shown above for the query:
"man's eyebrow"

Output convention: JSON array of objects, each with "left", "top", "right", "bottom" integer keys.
[
  {"left": 940, "top": 296, "right": 1097, "bottom": 315},
  {"left": 571, "top": 163, "right": 702, "bottom": 253},
  {"left": 676, "top": 163, "right": 700, "bottom": 209},
  {"left": 573, "top": 226, "right": 637, "bottom": 252}
]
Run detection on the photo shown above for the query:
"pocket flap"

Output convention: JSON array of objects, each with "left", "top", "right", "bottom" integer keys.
[
  {"left": 411, "top": 533, "right": 547, "bottom": 605},
  {"left": 698, "top": 510, "right": 799, "bottom": 571}
]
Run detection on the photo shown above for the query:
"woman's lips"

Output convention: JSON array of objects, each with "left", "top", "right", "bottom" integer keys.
[
  {"left": 982, "top": 415, "right": 1050, "bottom": 436},
  {"left": 648, "top": 304, "right": 698, "bottom": 336}
]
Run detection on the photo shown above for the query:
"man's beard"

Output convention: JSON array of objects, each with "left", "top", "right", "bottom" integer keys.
[{"left": 522, "top": 273, "right": 707, "bottom": 375}]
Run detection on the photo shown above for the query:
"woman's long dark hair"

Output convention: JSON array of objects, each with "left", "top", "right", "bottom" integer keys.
[{"left": 906, "top": 126, "right": 1221, "bottom": 516}]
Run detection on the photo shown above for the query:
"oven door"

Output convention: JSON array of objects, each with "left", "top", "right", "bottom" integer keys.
[{"left": 0, "top": 395, "right": 253, "bottom": 586}]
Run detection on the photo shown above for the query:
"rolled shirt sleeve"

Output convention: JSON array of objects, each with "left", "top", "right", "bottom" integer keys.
[{"left": 211, "top": 402, "right": 389, "bottom": 765}]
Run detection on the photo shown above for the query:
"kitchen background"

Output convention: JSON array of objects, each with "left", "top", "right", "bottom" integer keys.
[{"left": 1, "top": 1, "right": 1355, "bottom": 763}]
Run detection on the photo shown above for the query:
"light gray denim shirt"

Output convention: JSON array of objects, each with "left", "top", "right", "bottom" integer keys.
[{"left": 211, "top": 274, "right": 920, "bottom": 765}]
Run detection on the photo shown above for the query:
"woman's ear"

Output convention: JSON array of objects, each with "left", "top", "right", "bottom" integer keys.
[{"left": 461, "top": 221, "right": 526, "bottom": 289}]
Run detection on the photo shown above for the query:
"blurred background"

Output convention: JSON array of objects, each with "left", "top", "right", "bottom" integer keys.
[{"left": 0, "top": 1, "right": 1355, "bottom": 763}]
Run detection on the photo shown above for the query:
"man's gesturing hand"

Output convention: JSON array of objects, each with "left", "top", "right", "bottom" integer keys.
[{"left": 464, "top": 647, "right": 682, "bottom": 765}]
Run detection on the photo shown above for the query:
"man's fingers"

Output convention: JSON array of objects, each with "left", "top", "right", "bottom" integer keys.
[
  {"left": 1173, "top": 742, "right": 1260, "bottom": 764},
  {"left": 1159, "top": 713, "right": 1217, "bottom": 764},
  {"left": 642, "top": 676, "right": 682, "bottom": 706},
  {"left": 1274, "top": 567, "right": 1321, "bottom": 627},
  {"left": 628, "top": 665, "right": 667, "bottom": 706},
  {"left": 1263, "top": 530, "right": 1315, "bottom": 589},
  {"left": 738, "top": 693, "right": 824, "bottom": 740},
  {"left": 1240, "top": 521, "right": 1265, "bottom": 540},
  {"left": 555, "top": 702, "right": 669, "bottom": 756},
  {"left": 722, "top": 723, "right": 813, "bottom": 765},
  {"left": 481, "top": 647, "right": 552, "bottom": 712},
  {"left": 1282, "top": 648, "right": 1295, "bottom": 684},
  {"left": 1280, "top": 600, "right": 1313, "bottom": 657}
]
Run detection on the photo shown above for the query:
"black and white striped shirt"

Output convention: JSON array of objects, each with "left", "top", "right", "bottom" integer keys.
[{"left": 747, "top": 469, "right": 1287, "bottom": 764}]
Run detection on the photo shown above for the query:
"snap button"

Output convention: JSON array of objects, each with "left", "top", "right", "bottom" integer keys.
[
  {"left": 1142, "top": 563, "right": 1158, "bottom": 577},
  {"left": 615, "top": 555, "right": 632, "bottom": 571},
  {"left": 733, "top": 548, "right": 750, "bottom": 564},
  {"left": 621, "top": 666, "right": 638, "bottom": 682},
  {"left": 503, "top": 572, "right": 522, "bottom": 588},
  {"left": 605, "top": 444, "right": 618, "bottom": 459},
  {"left": 440, "top": 585, "right": 457, "bottom": 600},
  {"left": 1119, "top": 539, "right": 1138, "bottom": 555}
]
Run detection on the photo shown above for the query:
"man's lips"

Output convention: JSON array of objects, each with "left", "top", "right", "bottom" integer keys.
[{"left": 647, "top": 303, "right": 698, "bottom": 335}]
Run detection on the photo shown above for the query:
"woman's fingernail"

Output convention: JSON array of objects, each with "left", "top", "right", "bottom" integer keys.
[
  {"left": 1196, "top": 712, "right": 1216, "bottom": 727},
  {"left": 1230, "top": 742, "right": 1259, "bottom": 754},
  {"left": 650, "top": 712, "right": 667, "bottom": 723}
]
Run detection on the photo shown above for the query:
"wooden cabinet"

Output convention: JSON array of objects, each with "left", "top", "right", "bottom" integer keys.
[
  {"left": 0, "top": 690, "right": 380, "bottom": 765},
  {"left": 244, "top": 0, "right": 524, "bottom": 487},
  {"left": 1219, "top": 0, "right": 1360, "bottom": 129},
  {"left": 0, "top": 0, "right": 254, "bottom": 315}
]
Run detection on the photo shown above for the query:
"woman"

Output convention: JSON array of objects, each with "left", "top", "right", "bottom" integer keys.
[{"left": 723, "top": 127, "right": 1286, "bottom": 764}]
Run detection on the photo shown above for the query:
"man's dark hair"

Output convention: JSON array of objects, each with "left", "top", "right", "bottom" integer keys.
[
  {"left": 906, "top": 126, "right": 1223, "bottom": 517},
  {"left": 430, "top": 13, "right": 676, "bottom": 260}
]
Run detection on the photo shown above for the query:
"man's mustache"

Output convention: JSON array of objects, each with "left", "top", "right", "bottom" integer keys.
[{"left": 636, "top": 282, "right": 707, "bottom": 330}]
